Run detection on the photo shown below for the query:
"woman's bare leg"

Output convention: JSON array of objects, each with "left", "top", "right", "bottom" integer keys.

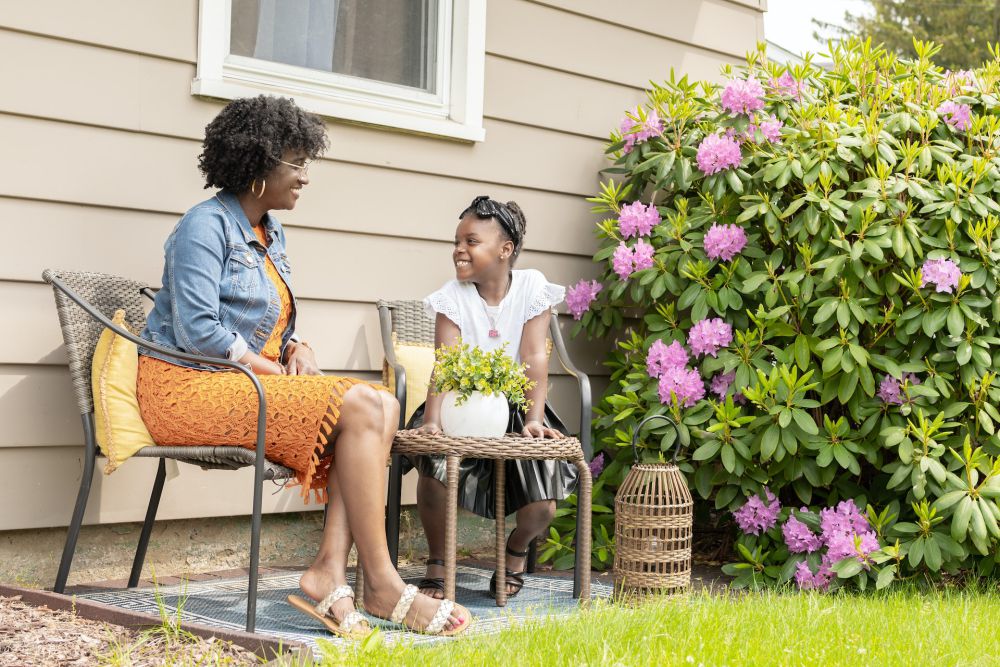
[
  {"left": 298, "top": 467, "right": 355, "bottom": 622},
  {"left": 319, "top": 385, "right": 465, "bottom": 630}
]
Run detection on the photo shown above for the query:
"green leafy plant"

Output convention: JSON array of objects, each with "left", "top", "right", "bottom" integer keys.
[
  {"left": 431, "top": 341, "right": 535, "bottom": 409},
  {"left": 551, "top": 37, "right": 1000, "bottom": 583}
]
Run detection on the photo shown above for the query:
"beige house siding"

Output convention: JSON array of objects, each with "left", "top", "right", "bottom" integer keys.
[{"left": 0, "top": 0, "right": 764, "bottom": 531}]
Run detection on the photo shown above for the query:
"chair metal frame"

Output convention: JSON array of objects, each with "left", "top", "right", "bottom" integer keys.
[
  {"left": 376, "top": 299, "right": 593, "bottom": 570},
  {"left": 43, "top": 269, "right": 294, "bottom": 634}
]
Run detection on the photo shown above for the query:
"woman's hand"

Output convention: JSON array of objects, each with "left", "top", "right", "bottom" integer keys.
[
  {"left": 416, "top": 421, "right": 442, "bottom": 436},
  {"left": 285, "top": 342, "right": 322, "bottom": 376},
  {"left": 522, "top": 420, "right": 564, "bottom": 439}
]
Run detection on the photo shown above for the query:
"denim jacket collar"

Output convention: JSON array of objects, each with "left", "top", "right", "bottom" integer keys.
[{"left": 214, "top": 189, "right": 278, "bottom": 246}]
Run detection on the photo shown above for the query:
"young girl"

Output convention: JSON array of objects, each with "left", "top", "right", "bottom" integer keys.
[{"left": 406, "top": 195, "right": 579, "bottom": 599}]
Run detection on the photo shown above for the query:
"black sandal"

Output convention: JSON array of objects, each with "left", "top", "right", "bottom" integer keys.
[
  {"left": 489, "top": 539, "right": 529, "bottom": 599},
  {"left": 417, "top": 558, "right": 446, "bottom": 598}
]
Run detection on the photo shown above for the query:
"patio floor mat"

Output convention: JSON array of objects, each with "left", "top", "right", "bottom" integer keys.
[{"left": 77, "top": 564, "right": 612, "bottom": 650}]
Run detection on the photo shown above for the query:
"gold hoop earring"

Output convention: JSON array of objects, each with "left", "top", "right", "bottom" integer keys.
[{"left": 250, "top": 179, "right": 266, "bottom": 199}]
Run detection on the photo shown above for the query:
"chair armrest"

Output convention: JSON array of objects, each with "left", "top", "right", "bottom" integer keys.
[
  {"left": 46, "top": 274, "right": 269, "bottom": 462},
  {"left": 378, "top": 302, "right": 408, "bottom": 428},
  {"left": 549, "top": 314, "right": 592, "bottom": 460}
]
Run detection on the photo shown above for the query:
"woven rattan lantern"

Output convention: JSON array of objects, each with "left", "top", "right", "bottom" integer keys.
[{"left": 613, "top": 414, "right": 693, "bottom": 596}]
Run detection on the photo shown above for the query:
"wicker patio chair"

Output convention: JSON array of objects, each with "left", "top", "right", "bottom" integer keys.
[
  {"left": 43, "top": 268, "right": 295, "bottom": 634},
  {"left": 377, "top": 299, "right": 593, "bottom": 578}
]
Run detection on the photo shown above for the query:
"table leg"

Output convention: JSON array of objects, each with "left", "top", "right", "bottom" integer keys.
[
  {"left": 573, "top": 457, "right": 592, "bottom": 602},
  {"left": 494, "top": 459, "right": 506, "bottom": 607},
  {"left": 445, "top": 455, "right": 459, "bottom": 602}
]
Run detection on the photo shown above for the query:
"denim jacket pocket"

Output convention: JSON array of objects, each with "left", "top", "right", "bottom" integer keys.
[{"left": 227, "top": 247, "right": 260, "bottom": 291}]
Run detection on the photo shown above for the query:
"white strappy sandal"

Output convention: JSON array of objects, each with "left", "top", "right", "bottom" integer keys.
[
  {"left": 288, "top": 584, "right": 372, "bottom": 639},
  {"left": 379, "top": 583, "right": 472, "bottom": 637}
]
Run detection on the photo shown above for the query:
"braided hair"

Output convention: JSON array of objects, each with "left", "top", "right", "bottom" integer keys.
[
  {"left": 198, "top": 95, "right": 328, "bottom": 192},
  {"left": 460, "top": 196, "right": 528, "bottom": 263}
]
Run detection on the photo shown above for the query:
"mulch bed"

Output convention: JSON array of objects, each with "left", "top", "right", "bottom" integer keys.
[{"left": 0, "top": 594, "right": 264, "bottom": 666}]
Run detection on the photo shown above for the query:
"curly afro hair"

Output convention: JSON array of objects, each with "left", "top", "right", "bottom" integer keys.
[{"left": 198, "top": 95, "right": 328, "bottom": 191}]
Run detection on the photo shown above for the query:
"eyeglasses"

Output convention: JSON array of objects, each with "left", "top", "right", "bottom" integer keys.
[
  {"left": 279, "top": 159, "right": 311, "bottom": 176},
  {"left": 470, "top": 195, "right": 519, "bottom": 244}
]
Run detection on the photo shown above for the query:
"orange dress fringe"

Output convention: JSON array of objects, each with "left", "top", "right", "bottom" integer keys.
[{"left": 136, "top": 224, "right": 385, "bottom": 502}]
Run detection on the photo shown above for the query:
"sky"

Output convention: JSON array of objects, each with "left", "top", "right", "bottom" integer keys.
[{"left": 763, "top": 0, "right": 872, "bottom": 57}]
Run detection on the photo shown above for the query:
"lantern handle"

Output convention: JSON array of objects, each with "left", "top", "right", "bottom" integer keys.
[{"left": 631, "top": 414, "right": 682, "bottom": 464}]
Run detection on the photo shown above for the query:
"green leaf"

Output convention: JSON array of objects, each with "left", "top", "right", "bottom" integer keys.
[
  {"left": 724, "top": 169, "right": 744, "bottom": 194},
  {"left": 876, "top": 564, "right": 896, "bottom": 589},
  {"left": 794, "top": 335, "right": 811, "bottom": 371},
  {"left": 761, "top": 425, "right": 780, "bottom": 460},
  {"left": 792, "top": 409, "right": 818, "bottom": 435},
  {"left": 721, "top": 444, "right": 736, "bottom": 473},
  {"left": 692, "top": 440, "right": 722, "bottom": 461},
  {"left": 833, "top": 558, "right": 864, "bottom": 578},
  {"left": 947, "top": 305, "right": 965, "bottom": 338}
]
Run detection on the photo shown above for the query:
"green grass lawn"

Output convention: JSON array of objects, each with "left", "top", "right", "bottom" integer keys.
[{"left": 317, "top": 586, "right": 1000, "bottom": 666}]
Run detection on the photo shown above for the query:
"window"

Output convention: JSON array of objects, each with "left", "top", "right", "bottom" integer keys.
[{"left": 194, "top": 0, "right": 486, "bottom": 141}]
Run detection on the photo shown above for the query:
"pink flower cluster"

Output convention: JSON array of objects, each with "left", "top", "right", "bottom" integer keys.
[
  {"left": 747, "top": 115, "right": 783, "bottom": 143},
  {"left": 612, "top": 240, "right": 655, "bottom": 280},
  {"left": 770, "top": 72, "right": 803, "bottom": 100},
  {"left": 645, "top": 337, "right": 705, "bottom": 408},
  {"left": 618, "top": 107, "right": 664, "bottom": 153},
  {"left": 588, "top": 452, "right": 605, "bottom": 478},
  {"left": 783, "top": 500, "right": 880, "bottom": 591},
  {"left": 566, "top": 279, "right": 602, "bottom": 320},
  {"left": 646, "top": 339, "right": 689, "bottom": 377},
  {"left": 721, "top": 76, "right": 765, "bottom": 115},
  {"left": 688, "top": 318, "right": 733, "bottom": 358},
  {"left": 657, "top": 366, "right": 707, "bottom": 408},
  {"left": 709, "top": 370, "right": 744, "bottom": 403},
  {"left": 618, "top": 201, "right": 660, "bottom": 239},
  {"left": 783, "top": 514, "right": 822, "bottom": 553},
  {"left": 937, "top": 100, "right": 972, "bottom": 131},
  {"left": 703, "top": 223, "right": 748, "bottom": 261},
  {"left": 877, "top": 373, "right": 920, "bottom": 406},
  {"left": 733, "top": 487, "right": 781, "bottom": 535},
  {"left": 696, "top": 134, "right": 743, "bottom": 175},
  {"left": 920, "top": 257, "right": 962, "bottom": 293}
]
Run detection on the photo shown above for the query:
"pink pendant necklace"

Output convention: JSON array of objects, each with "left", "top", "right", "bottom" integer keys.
[{"left": 481, "top": 275, "right": 512, "bottom": 339}]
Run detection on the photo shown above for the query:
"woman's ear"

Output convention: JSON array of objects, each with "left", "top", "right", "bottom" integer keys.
[{"left": 500, "top": 239, "right": 515, "bottom": 260}]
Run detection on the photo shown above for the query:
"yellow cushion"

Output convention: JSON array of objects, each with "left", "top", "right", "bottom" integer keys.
[
  {"left": 91, "top": 309, "right": 156, "bottom": 473},
  {"left": 383, "top": 337, "right": 436, "bottom": 424}
]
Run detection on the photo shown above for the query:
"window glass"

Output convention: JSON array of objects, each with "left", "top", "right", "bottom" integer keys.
[{"left": 230, "top": 0, "right": 439, "bottom": 92}]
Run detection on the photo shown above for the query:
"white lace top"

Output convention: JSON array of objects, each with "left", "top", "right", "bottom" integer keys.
[{"left": 424, "top": 269, "right": 566, "bottom": 362}]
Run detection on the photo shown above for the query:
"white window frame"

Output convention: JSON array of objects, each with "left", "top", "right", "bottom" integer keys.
[{"left": 193, "top": 0, "right": 486, "bottom": 142}]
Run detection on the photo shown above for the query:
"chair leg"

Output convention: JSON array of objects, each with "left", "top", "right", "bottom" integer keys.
[
  {"left": 526, "top": 537, "right": 538, "bottom": 574},
  {"left": 128, "top": 458, "right": 167, "bottom": 587},
  {"left": 385, "top": 454, "right": 404, "bottom": 568},
  {"left": 245, "top": 456, "right": 266, "bottom": 634},
  {"left": 444, "top": 455, "right": 460, "bottom": 602},
  {"left": 494, "top": 460, "right": 507, "bottom": 607},
  {"left": 54, "top": 416, "right": 98, "bottom": 593},
  {"left": 572, "top": 458, "right": 593, "bottom": 601}
]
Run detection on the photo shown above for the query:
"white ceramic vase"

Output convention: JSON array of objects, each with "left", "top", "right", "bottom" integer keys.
[{"left": 439, "top": 390, "right": 509, "bottom": 437}]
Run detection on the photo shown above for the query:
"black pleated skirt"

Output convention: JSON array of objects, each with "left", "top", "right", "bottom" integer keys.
[{"left": 400, "top": 402, "right": 580, "bottom": 519}]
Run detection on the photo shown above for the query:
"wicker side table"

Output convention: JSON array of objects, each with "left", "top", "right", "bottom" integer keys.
[{"left": 390, "top": 430, "right": 592, "bottom": 606}]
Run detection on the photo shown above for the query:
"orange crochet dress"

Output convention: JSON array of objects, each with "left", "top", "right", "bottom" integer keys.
[{"left": 136, "top": 223, "right": 383, "bottom": 501}]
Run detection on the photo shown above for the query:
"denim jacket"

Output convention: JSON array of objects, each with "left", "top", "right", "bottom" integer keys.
[{"left": 140, "top": 190, "right": 298, "bottom": 370}]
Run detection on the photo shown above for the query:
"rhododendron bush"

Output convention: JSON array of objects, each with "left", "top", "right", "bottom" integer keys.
[{"left": 549, "top": 40, "right": 1000, "bottom": 587}]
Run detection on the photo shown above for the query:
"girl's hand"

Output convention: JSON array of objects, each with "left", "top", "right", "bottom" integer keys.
[
  {"left": 285, "top": 342, "right": 322, "bottom": 376},
  {"left": 522, "top": 420, "right": 564, "bottom": 439},
  {"left": 416, "top": 422, "right": 443, "bottom": 436}
]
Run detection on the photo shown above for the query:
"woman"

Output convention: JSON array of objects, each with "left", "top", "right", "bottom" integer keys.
[{"left": 137, "top": 95, "right": 469, "bottom": 638}]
